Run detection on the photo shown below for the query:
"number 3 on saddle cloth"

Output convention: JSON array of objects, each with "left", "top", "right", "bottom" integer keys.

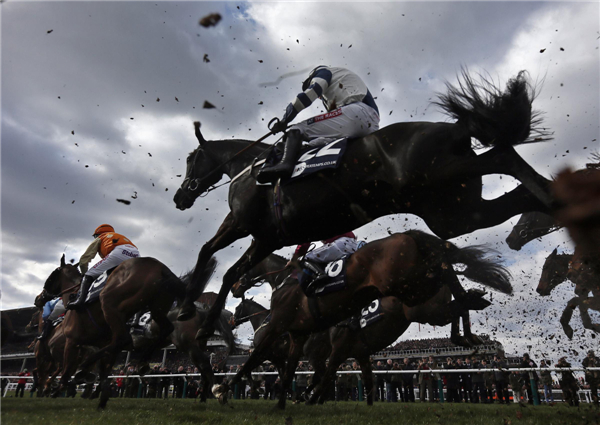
[{"left": 260, "top": 138, "right": 348, "bottom": 184}]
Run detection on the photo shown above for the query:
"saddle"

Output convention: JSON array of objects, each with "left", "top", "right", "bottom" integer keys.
[{"left": 259, "top": 138, "right": 348, "bottom": 184}]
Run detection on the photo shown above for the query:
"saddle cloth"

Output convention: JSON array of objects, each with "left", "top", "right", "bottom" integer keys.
[
  {"left": 307, "top": 255, "right": 350, "bottom": 297},
  {"left": 260, "top": 138, "right": 348, "bottom": 183},
  {"left": 83, "top": 267, "right": 116, "bottom": 304},
  {"left": 337, "top": 299, "right": 384, "bottom": 331}
]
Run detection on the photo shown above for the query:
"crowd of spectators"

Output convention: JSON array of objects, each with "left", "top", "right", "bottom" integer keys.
[
  {"left": 380, "top": 335, "right": 496, "bottom": 353},
  {"left": 2, "top": 349, "right": 598, "bottom": 408}
]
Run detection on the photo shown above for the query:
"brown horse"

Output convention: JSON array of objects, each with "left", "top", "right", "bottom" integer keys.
[
  {"left": 214, "top": 230, "right": 511, "bottom": 409},
  {"left": 233, "top": 253, "right": 493, "bottom": 405},
  {"left": 537, "top": 248, "right": 600, "bottom": 339},
  {"left": 35, "top": 254, "right": 210, "bottom": 408}
]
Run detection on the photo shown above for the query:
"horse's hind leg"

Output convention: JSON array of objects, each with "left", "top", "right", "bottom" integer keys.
[
  {"left": 579, "top": 296, "right": 600, "bottom": 334},
  {"left": 189, "top": 347, "right": 213, "bottom": 403},
  {"left": 560, "top": 297, "right": 582, "bottom": 339},
  {"left": 461, "top": 311, "right": 483, "bottom": 346}
]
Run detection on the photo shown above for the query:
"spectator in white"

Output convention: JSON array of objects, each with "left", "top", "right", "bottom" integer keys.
[{"left": 257, "top": 66, "right": 380, "bottom": 183}]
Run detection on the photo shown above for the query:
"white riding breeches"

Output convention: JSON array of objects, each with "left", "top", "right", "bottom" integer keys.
[
  {"left": 305, "top": 237, "right": 362, "bottom": 263},
  {"left": 291, "top": 102, "right": 380, "bottom": 147},
  {"left": 47, "top": 300, "right": 65, "bottom": 321},
  {"left": 86, "top": 244, "right": 139, "bottom": 278}
]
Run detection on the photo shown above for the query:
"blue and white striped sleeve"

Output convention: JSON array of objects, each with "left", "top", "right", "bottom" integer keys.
[{"left": 282, "top": 68, "right": 332, "bottom": 123}]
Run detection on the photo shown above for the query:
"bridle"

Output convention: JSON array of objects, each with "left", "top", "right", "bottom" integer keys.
[
  {"left": 180, "top": 125, "right": 281, "bottom": 197},
  {"left": 40, "top": 268, "right": 81, "bottom": 300}
]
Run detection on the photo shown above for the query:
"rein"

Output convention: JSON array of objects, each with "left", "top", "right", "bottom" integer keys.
[
  {"left": 234, "top": 310, "right": 268, "bottom": 325},
  {"left": 186, "top": 131, "right": 278, "bottom": 197},
  {"left": 518, "top": 225, "right": 560, "bottom": 239}
]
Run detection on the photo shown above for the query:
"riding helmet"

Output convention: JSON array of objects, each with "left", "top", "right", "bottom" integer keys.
[{"left": 93, "top": 224, "right": 114, "bottom": 237}]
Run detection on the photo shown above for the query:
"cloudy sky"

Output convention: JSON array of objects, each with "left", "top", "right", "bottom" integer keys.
[{"left": 1, "top": 1, "right": 599, "bottom": 362}]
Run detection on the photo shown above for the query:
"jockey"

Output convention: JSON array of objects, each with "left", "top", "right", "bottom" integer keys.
[
  {"left": 67, "top": 224, "right": 139, "bottom": 311},
  {"left": 37, "top": 298, "right": 64, "bottom": 341},
  {"left": 292, "top": 232, "right": 362, "bottom": 294},
  {"left": 257, "top": 66, "right": 380, "bottom": 183}
]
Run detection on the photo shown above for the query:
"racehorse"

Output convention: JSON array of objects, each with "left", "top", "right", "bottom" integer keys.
[
  {"left": 132, "top": 288, "right": 235, "bottom": 402},
  {"left": 173, "top": 70, "right": 552, "bottom": 340},
  {"left": 537, "top": 248, "right": 600, "bottom": 339},
  {"left": 213, "top": 230, "right": 511, "bottom": 409},
  {"left": 505, "top": 211, "right": 558, "bottom": 251},
  {"left": 35, "top": 254, "right": 213, "bottom": 408},
  {"left": 232, "top": 252, "right": 498, "bottom": 405}
]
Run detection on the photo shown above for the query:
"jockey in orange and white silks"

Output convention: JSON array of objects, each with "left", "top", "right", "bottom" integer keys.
[
  {"left": 257, "top": 66, "right": 380, "bottom": 183},
  {"left": 67, "top": 224, "right": 139, "bottom": 311}
]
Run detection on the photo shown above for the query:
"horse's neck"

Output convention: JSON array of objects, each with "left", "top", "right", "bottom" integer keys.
[
  {"left": 263, "top": 255, "right": 289, "bottom": 290},
  {"left": 245, "top": 302, "right": 269, "bottom": 330},
  {"left": 207, "top": 140, "right": 269, "bottom": 179}
]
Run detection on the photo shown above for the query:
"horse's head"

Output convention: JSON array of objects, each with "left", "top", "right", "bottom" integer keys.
[
  {"left": 537, "top": 248, "right": 569, "bottom": 296},
  {"left": 506, "top": 212, "right": 557, "bottom": 251},
  {"left": 36, "top": 254, "right": 81, "bottom": 307},
  {"left": 173, "top": 122, "right": 224, "bottom": 210},
  {"left": 232, "top": 296, "right": 256, "bottom": 328},
  {"left": 231, "top": 274, "right": 254, "bottom": 299}
]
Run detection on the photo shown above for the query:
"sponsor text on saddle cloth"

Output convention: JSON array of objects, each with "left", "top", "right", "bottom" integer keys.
[{"left": 259, "top": 138, "right": 348, "bottom": 184}]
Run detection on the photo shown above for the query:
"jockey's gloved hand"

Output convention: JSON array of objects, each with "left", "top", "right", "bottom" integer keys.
[{"left": 269, "top": 117, "right": 288, "bottom": 134}]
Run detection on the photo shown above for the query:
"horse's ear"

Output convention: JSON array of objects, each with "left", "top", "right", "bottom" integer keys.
[
  {"left": 551, "top": 247, "right": 558, "bottom": 256},
  {"left": 60, "top": 254, "right": 66, "bottom": 268},
  {"left": 248, "top": 296, "right": 254, "bottom": 302},
  {"left": 73, "top": 262, "right": 80, "bottom": 269},
  {"left": 194, "top": 121, "right": 206, "bottom": 146},
  {"left": 241, "top": 293, "right": 245, "bottom": 301}
]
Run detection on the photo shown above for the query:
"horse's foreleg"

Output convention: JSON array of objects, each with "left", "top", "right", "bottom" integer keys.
[
  {"left": 359, "top": 356, "right": 374, "bottom": 406},
  {"left": 212, "top": 323, "right": 283, "bottom": 403},
  {"left": 278, "top": 334, "right": 307, "bottom": 410},
  {"left": 178, "top": 213, "right": 250, "bottom": 321},
  {"left": 196, "top": 239, "right": 274, "bottom": 340},
  {"left": 52, "top": 338, "right": 80, "bottom": 397},
  {"left": 560, "top": 296, "right": 582, "bottom": 339}
]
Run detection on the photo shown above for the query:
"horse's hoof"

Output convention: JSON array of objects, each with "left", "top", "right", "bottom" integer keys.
[
  {"left": 85, "top": 372, "right": 97, "bottom": 384},
  {"left": 50, "top": 390, "right": 60, "bottom": 399},
  {"left": 196, "top": 326, "right": 215, "bottom": 340},
  {"left": 218, "top": 394, "right": 228, "bottom": 405}
]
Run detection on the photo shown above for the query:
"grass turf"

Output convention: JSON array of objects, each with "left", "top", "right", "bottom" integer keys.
[{"left": 1, "top": 394, "right": 598, "bottom": 425}]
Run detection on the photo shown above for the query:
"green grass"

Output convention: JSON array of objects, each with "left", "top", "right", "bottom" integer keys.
[{"left": 1, "top": 394, "right": 599, "bottom": 425}]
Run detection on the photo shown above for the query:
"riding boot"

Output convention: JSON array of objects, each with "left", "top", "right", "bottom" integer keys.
[
  {"left": 37, "top": 319, "right": 52, "bottom": 341},
  {"left": 300, "top": 260, "right": 328, "bottom": 295},
  {"left": 256, "top": 129, "right": 302, "bottom": 183},
  {"left": 67, "top": 275, "right": 94, "bottom": 311}
]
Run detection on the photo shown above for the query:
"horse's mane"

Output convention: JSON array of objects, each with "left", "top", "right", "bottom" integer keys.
[
  {"left": 43, "top": 268, "right": 62, "bottom": 290},
  {"left": 243, "top": 298, "right": 268, "bottom": 312},
  {"left": 268, "top": 253, "right": 289, "bottom": 264}
]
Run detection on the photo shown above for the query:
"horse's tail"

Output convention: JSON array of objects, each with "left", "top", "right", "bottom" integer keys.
[
  {"left": 434, "top": 68, "right": 551, "bottom": 147},
  {"left": 178, "top": 257, "right": 218, "bottom": 299},
  {"left": 405, "top": 230, "right": 513, "bottom": 295}
]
